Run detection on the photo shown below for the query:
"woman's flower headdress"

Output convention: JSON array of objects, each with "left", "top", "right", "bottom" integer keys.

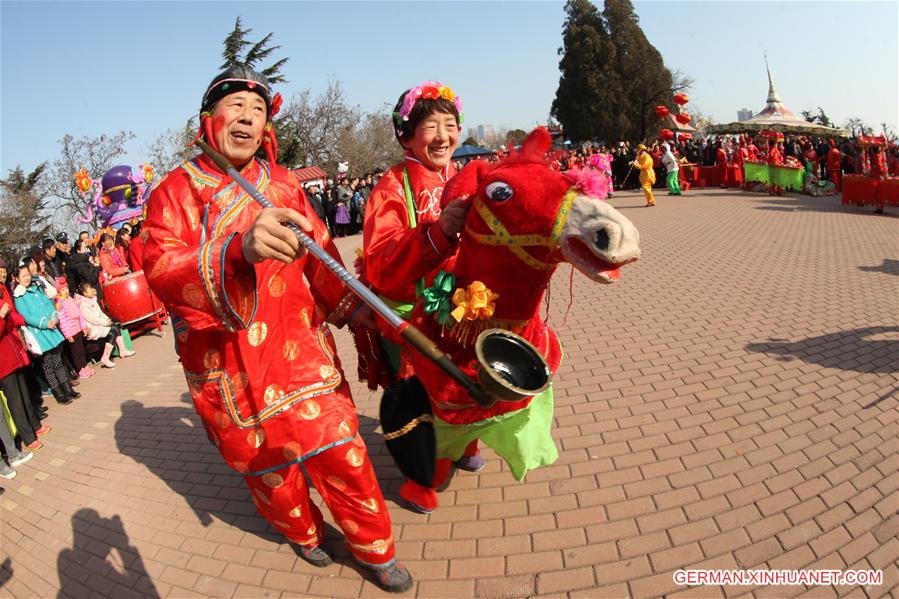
[{"left": 393, "top": 80, "right": 464, "bottom": 136}]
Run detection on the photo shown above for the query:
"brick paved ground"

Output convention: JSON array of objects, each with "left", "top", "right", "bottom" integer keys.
[{"left": 1, "top": 188, "right": 896, "bottom": 599}]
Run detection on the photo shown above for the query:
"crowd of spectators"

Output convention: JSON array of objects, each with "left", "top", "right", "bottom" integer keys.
[
  {"left": 303, "top": 173, "right": 383, "bottom": 239},
  {"left": 1, "top": 226, "right": 140, "bottom": 487},
  {"left": 539, "top": 134, "right": 899, "bottom": 193}
]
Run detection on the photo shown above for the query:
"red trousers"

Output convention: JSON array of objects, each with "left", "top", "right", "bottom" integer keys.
[
  {"left": 398, "top": 440, "right": 479, "bottom": 511},
  {"left": 245, "top": 433, "right": 396, "bottom": 567}
]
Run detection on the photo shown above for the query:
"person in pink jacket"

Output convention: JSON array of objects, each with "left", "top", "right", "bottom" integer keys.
[
  {"left": 54, "top": 283, "right": 94, "bottom": 379},
  {"left": 74, "top": 282, "right": 134, "bottom": 368}
]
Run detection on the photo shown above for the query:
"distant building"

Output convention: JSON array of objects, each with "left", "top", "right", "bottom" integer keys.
[
  {"left": 467, "top": 128, "right": 478, "bottom": 141},
  {"left": 737, "top": 108, "right": 753, "bottom": 122},
  {"left": 477, "top": 124, "right": 496, "bottom": 141}
]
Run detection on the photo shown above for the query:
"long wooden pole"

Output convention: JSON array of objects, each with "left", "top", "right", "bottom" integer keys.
[{"left": 195, "top": 141, "right": 489, "bottom": 406}]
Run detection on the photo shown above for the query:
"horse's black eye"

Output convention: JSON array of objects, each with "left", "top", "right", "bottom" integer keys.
[{"left": 485, "top": 181, "right": 513, "bottom": 202}]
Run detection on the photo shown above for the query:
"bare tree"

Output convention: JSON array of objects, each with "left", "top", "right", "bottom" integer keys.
[
  {"left": 337, "top": 105, "right": 405, "bottom": 176},
  {"left": 146, "top": 117, "right": 199, "bottom": 173},
  {"left": 45, "top": 131, "right": 135, "bottom": 232},
  {"left": 275, "top": 80, "right": 355, "bottom": 173},
  {"left": 843, "top": 117, "right": 873, "bottom": 138}
]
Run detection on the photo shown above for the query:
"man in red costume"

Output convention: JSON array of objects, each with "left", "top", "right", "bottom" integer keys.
[
  {"left": 142, "top": 67, "right": 412, "bottom": 593},
  {"left": 826, "top": 141, "right": 842, "bottom": 191}
]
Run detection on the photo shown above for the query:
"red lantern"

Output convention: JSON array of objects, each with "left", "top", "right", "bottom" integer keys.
[
  {"left": 654, "top": 105, "right": 669, "bottom": 118},
  {"left": 675, "top": 113, "right": 692, "bottom": 125},
  {"left": 659, "top": 128, "right": 675, "bottom": 140},
  {"left": 673, "top": 93, "right": 690, "bottom": 106}
]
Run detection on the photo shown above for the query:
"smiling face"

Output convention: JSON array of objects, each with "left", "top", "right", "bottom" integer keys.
[
  {"left": 15, "top": 266, "right": 31, "bottom": 288},
  {"left": 403, "top": 110, "right": 460, "bottom": 171},
  {"left": 211, "top": 90, "right": 267, "bottom": 167}
]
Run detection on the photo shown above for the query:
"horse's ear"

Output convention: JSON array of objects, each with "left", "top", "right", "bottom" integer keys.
[
  {"left": 442, "top": 160, "right": 490, "bottom": 208},
  {"left": 519, "top": 127, "right": 553, "bottom": 161}
]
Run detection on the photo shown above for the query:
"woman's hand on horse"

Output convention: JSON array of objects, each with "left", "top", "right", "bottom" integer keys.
[
  {"left": 438, "top": 198, "right": 470, "bottom": 238},
  {"left": 243, "top": 208, "right": 311, "bottom": 264}
]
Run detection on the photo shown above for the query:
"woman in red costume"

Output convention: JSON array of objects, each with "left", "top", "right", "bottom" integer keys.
[
  {"left": 827, "top": 141, "right": 842, "bottom": 191},
  {"left": 767, "top": 140, "right": 784, "bottom": 196},
  {"left": 142, "top": 67, "right": 412, "bottom": 593},
  {"left": 98, "top": 232, "right": 130, "bottom": 280},
  {"left": 870, "top": 146, "right": 887, "bottom": 213},
  {"left": 361, "top": 82, "right": 480, "bottom": 513},
  {"left": 715, "top": 141, "right": 728, "bottom": 188},
  {"left": 746, "top": 137, "right": 759, "bottom": 161}
]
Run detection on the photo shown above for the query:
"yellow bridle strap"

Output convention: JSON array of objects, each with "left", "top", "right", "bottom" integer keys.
[{"left": 465, "top": 189, "right": 577, "bottom": 270}]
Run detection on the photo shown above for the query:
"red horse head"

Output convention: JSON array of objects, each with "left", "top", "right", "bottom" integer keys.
[
  {"left": 408, "top": 127, "right": 641, "bottom": 421},
  {"left": 441, "top": 127, "right": 641, "bottom": 322}
]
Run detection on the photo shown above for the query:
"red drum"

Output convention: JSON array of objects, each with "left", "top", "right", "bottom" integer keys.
[{"left": 101, "top": 270, "right": 165, "bottom": 328}]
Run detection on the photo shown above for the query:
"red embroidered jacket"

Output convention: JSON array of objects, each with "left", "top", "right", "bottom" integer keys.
[
  {"left": 142, "top": 155, "right": 361, "bottom": 475},
  {"left": 362, "top": 155, "right": 458, "bottom": 308}
]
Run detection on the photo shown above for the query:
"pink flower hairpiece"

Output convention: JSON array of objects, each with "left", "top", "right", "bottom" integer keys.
[{"left": 393, "top": 81, "right": 464, "bottom": 134}]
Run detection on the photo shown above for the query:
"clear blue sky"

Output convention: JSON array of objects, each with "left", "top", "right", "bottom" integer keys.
[{"left": 2, "top": 1, "right": 896, "bottom": 175}]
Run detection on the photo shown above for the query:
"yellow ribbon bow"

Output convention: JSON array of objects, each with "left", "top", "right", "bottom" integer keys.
[{"left": 450, "top": 281, "right": 499, "bottom": 322}]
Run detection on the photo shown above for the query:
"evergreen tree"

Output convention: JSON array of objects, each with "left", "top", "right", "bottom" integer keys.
[
  {"left": 0, "top": 164, "right": 50, "bottom": 261},
  {"left": 603, "top": 0, "right": 681, "bottom": 141},
  {"left": 220, "top": 16, "right": 289, "bottom": 84},
  {"left": 551, "top": 0, "right": 618, "bottom": 142},
  {"left": 552, "top": 0, "right": 690, "bottom": 142}
]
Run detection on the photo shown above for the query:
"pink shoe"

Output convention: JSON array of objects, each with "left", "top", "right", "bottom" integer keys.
[
  {"left": 101, "top": 358, "right": 116, "bottom": 368},
  {"left": 25, "top": 440, "right": 43, "bottom": 451},
  {"left": 36, "top": 425, "right": 52, "bottom": 436},
  {"left": 78, "top": 367, "right": 95, "bottom": 379},
  {"left": 120, "top": 350, "right": 135, "bottom": 358}
]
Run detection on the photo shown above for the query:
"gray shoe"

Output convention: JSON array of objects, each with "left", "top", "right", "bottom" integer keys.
[
  {"left": 289, "top": 542, "right": 333, "bottom": 568},
  {"left": 9, "top": 451, "right": 33, "bottom": 468},
  {"left": 0, "top": 463, "right": 15, "bottom": 480},
  {"left": 366, "top": 563, "right": 414, "bottom": 593}
]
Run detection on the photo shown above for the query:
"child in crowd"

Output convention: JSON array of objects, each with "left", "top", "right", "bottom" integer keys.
[
  {"left": 12, "top": 264, "right": 79, "bottom": 407},
  {"left": 55, "top": 283, "right": 95, "bottom": 379},
  {"left": 75, "top": 282, "right": 134, "bottom": 368},
  {"left": 334, "top": 190, "right": 352, "bottom": 237}
]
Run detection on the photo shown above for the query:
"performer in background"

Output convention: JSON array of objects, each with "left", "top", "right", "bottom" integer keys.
[
  {"left": 715, "top": 141, "right": 728, "bottom": 189},
  {"left": 660, "top": 142, "right": 681, "bottom": 196},
  {"left": 142, "top": 66, "right": 412, "bottom": 593},
  {"left": 826, "top": 141, "right": 842, "bottom": 191},
  {"left": 632, "top": 144, "right": 656, "bottom": 206},
  {"left": 870, "top": 146, "right": 887, "bottom": 214},
  {"left": 766, "top": 140, "right": 784, "bottom": 196}
]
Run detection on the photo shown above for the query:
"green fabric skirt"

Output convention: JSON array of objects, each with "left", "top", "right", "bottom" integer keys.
[{"left": 434, "top": 386, "right": 558, "bottom": 481}]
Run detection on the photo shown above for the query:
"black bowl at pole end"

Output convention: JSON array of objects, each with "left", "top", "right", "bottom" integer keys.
[{"left": 474, "top": 329, "right": 551, "bottom": 403}]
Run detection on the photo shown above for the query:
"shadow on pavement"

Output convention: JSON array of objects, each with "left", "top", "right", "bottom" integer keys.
[
  {"left": 859, "top": 258, "right": 899, "bottom": 277},
  {"left": 57, "top": 508, "right": 160, "bottom": 599},
  {"left": 746, "top": 326, "right": 899, "bottom": 375},
  {"left": 113, "top": 397, "right": 404, "bottom": 541},
  {"left": 0, "top": 558, "right": 11, "bottom": 590}
]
